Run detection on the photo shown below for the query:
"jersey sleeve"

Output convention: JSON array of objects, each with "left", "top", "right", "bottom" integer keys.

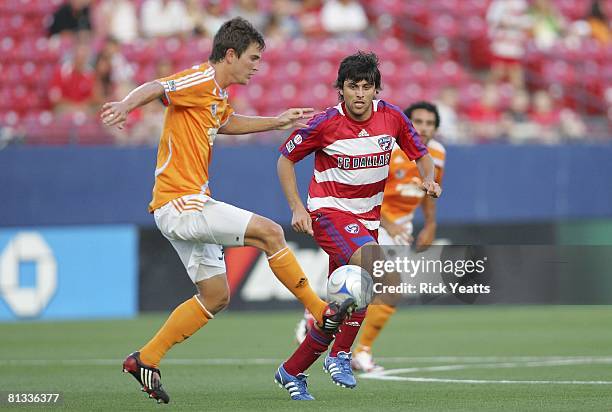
[
  {"left": 278, "top": 111, "right": 329, "bottom": 162},
  {"left": 220, "top": 102, "right": 234, "bottom": 127},
  {"left": 397, "top": 115, "right": 429, "bottom": 160},
  {"left": 382, "top": 101, "right": 429, "bottom": 160},
  {"left": 157, "top": 67, "right": 215, "bottom": 108}
]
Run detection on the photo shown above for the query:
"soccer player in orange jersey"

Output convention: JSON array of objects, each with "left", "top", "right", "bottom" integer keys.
[
  {"left": 351, "top": 101, "right": 446, "bottom": 372},
  {"left": 100, "top": 18, "right": 352, "bottom": 404}
]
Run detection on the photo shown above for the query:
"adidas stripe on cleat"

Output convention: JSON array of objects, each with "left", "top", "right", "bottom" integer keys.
[
  {"left": 274, "top": 364, "right": 315, "bottom": 400},
  {"left": 319, "top": 298, "right": 356, "bottom": 334},
  {"left": 122, "top": 351, "right": 170, "bottom": 404},
  {"left": 324, "top": 351, "right": 357, "bottom": 389}
]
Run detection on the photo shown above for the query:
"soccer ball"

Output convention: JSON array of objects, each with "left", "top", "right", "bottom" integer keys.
[{"left": 327, "top": 265, "right": 373, "bottom": 310}]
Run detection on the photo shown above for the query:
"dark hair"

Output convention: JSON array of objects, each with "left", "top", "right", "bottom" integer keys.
[
  {"left": 588, "top": 0, "right": 607, "bottom": 21},
  {"left": 404, "top": 101, "right": 441, "bottom": 129},
  {"left": 209, "top": 17, "right": 265, "bottom": 63},
  {"left": 334, "top": 51, "right": 382, "bottom": 100}
]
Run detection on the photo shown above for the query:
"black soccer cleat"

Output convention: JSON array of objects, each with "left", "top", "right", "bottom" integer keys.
[
  {"left": 319, "top": 298, "right": 356, "bottom": 334},
  {"left": 122, "top": 351, "right": 170, "bottom": 404}
]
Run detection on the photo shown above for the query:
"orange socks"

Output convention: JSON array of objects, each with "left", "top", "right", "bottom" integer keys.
[
  {"left": 357, "top": 303, "right": 396, "bottom": 350},
  {"left": 140, "top": 295, "right": 213, "bottom": 367},
  {"left": 268, "top": 247, "right": 327, "bottom": 324}
]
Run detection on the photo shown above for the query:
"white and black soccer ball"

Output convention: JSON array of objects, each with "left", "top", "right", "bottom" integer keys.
[{"left": 327, "top": 265, "right": 373, "bottom": 310}]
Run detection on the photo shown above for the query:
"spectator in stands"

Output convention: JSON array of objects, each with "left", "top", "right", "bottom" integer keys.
[
  {"left": 529, "top": 0, "right": 566, "bottom": 50},
  {"left": 230, "top": 0, "right": 267, "bottom": 31},
  {"left": 91, "top": 38, "right": 134, "bottom": 107},
  {"left": 586, "top": 0, "right": 611, "bottom": 45},
  {"left": 92, "top": 52, "right": 114, "bottom": 104},
  {"left": 188, "top": 0, "right": 229, "bottom": 39},
  {"left": 94, "top": 0, "right": 139, "bottom": 44},
  {"left": 48, "top": 40, "right": 96, "bottom": 114},
  {"left": 435, "top": 86, "right": 463, "bottom": 144},
  {"left": 298, "top": 0, "right": 324, "bottom": 37},
  {"left": 141, "top": 0, "right": 193, "bottom": 38},
  {"left": 500, "top": 88, "right": 538, "bottom": 142},
  {"left": 321, "top": 0, "right": 368, "bottom": 36},
  {"left": 530, "top": 89, "right": 560, "bottom": 143},
  {"left": 466, "top": 84, "right": 503, "bottom": 142},
  {"left": 101, "top": 37, "right": 135, "bottom": 86},
  {"left": 559, "top": 108, "right": 587, "bottom": 140},
  {"left": 48, "top": 0, "right": 92, "bottom": 37},
  {"left": 264, "top": 0, "right": 301, "bottom": 43},
  {"left": 486, "top": 0, "right": 532, "bottom": 88}
]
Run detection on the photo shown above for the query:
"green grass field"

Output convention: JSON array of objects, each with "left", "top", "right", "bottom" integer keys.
[{"left": 1, "top": 306, "right": 611, "bottom": 411}]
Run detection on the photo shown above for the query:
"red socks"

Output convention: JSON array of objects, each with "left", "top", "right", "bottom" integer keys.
[
  {"left": 330, "top": 308, "right": 367, "bottom": 356},
  {"left": 283, "top": 327, "right": 333, "bottom": 376},
  {"left": 283, "top": 308, "right": 368, "bottom": 375}
]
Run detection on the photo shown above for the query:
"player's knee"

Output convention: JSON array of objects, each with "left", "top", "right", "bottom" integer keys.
[
  {"left": 212, "top": 292, "right": 230, "bottom": 314},
  {"left": 261, "top": 220, "right": 286, "bottom": 254},
  {"left": 205, "top": 291, "right": 230, "bottom": 315}
]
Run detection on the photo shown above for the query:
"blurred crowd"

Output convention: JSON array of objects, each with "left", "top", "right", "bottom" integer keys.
[{"left": 0, "top": 0, "right": 610, "bottom": 147}]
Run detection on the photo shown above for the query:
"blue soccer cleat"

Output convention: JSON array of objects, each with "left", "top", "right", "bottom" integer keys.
[
  {"left": 274, "top": 364, "right": 315, "bottom": 400},
  {"left": 323, "top": 351, "right": 357, "bottom": 388}
]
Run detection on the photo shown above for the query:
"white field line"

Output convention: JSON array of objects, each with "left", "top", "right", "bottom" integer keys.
[
  {"left": 0, "top": 355, "right": 611, "bottom": 367},
  {"left": 365, "top": 377, "right": 612, "bottom": 385},
  {"left": 360, "top": 357, "right": 612, "bottom": 384}
]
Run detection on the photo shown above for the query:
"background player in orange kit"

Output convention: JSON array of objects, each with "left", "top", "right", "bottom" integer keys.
[
  {"left": 352, "top": 101, "right": 446, "bottom": 372},
  {"left": 101, "top": 17, "right": 351, "bottom": 404}
]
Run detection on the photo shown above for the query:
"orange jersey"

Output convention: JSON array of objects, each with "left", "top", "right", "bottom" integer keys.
[
  {"left": 381, "top": 139, "right": 445, "bottom": 221},
  {"left": 148, "top": 63, "right": 234, "bottom": 212}
]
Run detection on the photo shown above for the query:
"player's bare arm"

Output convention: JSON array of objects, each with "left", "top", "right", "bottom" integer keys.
[
  {"left": 416, "top": 195, "right": 437, "bottom": 251},
  {"left": 277, "top": 155, "right": 313, "bottom": 236},
  {"left": 380, "top": 213, "right": 413, "bottom": 245},
  {"left": 100, "top": 81, "right": 165, "bottom": 129},
  {"left": 415, "top": 154, "right": 442, "bottom": 198},
  {"left": 219, "top": 108, "right": 315, "bottom": 134}
]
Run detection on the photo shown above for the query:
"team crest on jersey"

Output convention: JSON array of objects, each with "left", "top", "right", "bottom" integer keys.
[
  {"left": 167, "top": 80, "right": 176, "bottom": 92},
  {"left": 211, "top": 104, "right": 217, "bottom": 117},
  {"left": 378, "top": 136, "right": 392, "bottom": 151},
  {"left": 344, "top": 224, "right": 360, "bottom": 234},
  {"left": 286, "top": 140, "right": 295, "bottom": 153},
  {"left": 294, "top": 134, "right": 302, "bottom": 144}
]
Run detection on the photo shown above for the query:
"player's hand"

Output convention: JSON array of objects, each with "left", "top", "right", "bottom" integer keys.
[
  {"left": 421, "top": 180, "right": 442, "bottom": 198},
  {"left": 415, "top": 224, "right": 436, "bottom": 252},
  {"left": 275, "top": 108, "right": 315, "bottom": 130},
  {"left": 383, "top": 221, "right": 413, "bottom": 245},
  {"left": 291, "top": 206, "right": 313, "bottom": 236},
  {"left": 101, "top": 101, "right": 130, "bottom": 129}
]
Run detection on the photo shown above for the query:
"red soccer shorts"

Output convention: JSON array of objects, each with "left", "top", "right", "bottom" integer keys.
[{"left": 311, "top": 210, "right": 378, "bottom": 275}]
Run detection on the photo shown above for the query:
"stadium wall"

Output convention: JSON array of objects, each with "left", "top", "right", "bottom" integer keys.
[{"left": 1, "top": 144, "right": 612, "bottom": 227}]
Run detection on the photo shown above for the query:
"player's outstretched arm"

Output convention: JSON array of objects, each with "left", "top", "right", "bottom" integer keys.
[
  {"left": 415, "top": 154, "right": 442, "bottom": 198},
  {"left": 219, "top": 108, "right": 314, "bottom": 135},
  {"left": 100, "top": 81, "right": 165, "bottom": 129},
  {"left": 416, "top": 195, "right": 437, "bottom": 251},
  {"left": 277, "top": 155, "right": 313, "bottom": 236}
]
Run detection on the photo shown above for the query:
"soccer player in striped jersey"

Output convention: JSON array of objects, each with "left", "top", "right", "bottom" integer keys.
[
  {"left": 352, "top": 101, "right": 446, "bottom": 373},
  {"left": 274, "top": 52, "right": 442, "bottom": 400},
  {"left": 101, "top": 18, "right": 352, "bottom": 404}
]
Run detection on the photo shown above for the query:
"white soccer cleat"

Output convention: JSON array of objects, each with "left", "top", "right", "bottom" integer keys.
[{"left": 351, "top": 347, "right": 384, "bottom": 373}]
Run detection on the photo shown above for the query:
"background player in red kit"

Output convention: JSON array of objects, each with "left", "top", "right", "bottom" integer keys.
[{"left": 274, "top": 52, "right": 442, "bottom": 400}]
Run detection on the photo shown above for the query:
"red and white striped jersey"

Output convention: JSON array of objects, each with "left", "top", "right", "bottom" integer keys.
[{"left": 279, "top": 99, "right": 428, "bottom": 230}]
